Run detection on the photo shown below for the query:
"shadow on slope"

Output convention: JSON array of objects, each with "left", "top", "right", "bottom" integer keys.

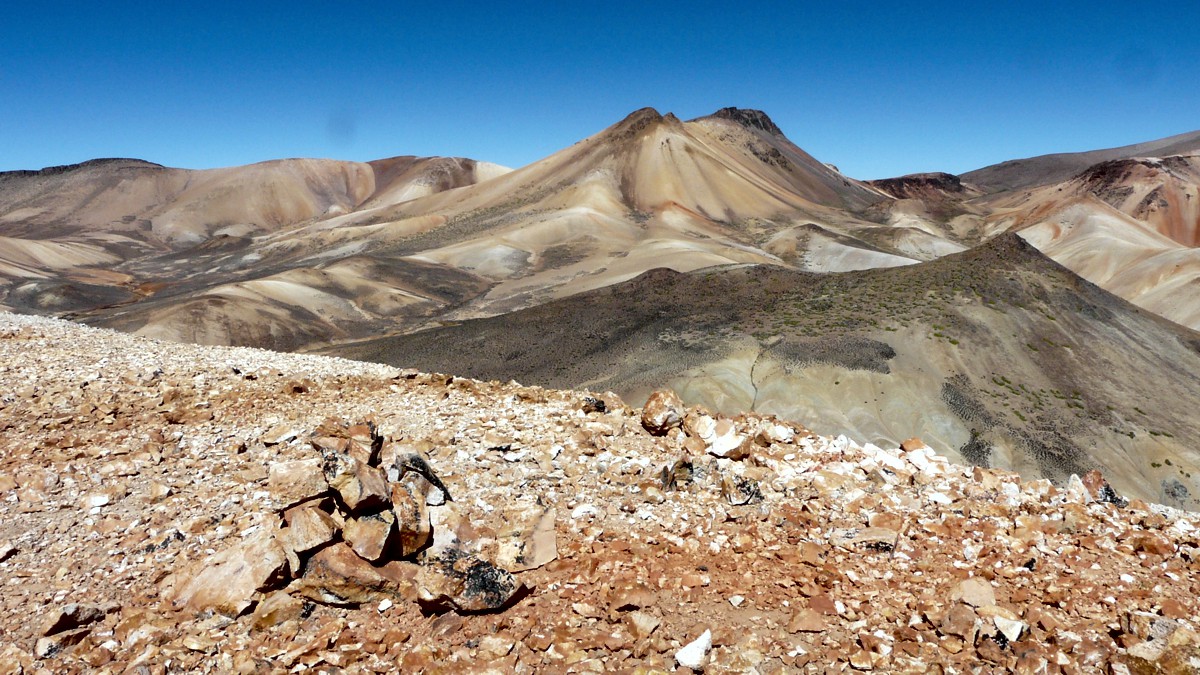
[{"left": 330, "top": 234, "right": 1200, "bottom": 508}]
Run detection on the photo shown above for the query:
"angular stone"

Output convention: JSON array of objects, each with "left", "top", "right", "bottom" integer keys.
[
  {"left": 34, "top": 628, "right": 90, "bottom": 658},
  {"left": 939, "top": 604, "right": 978, "bottom": 639},
  {"left": 641, "top": 389, "right": 685, "bottom": 435},
  {"left": 251, "top": 591, "right": 306, "bottom": 629},
  {"left": 1128, "top": 532, "right": 1174, "bottom": 556},
  {"left": 676, "top": 629, "right": 712, "bottom": 669},
  {"left": 626, "top": 611, "right": 661, "bottom": 639},
  {"left": 268, "top": 458, "right": 330, "bottom": 508},
  {"left": 391, "top": 479, "right": 432, "bottom": 558},
  {"left": 495, "top": 507, "right": 558, "bottom": 572},
  {"left": 166, "top": 528, "right": 289, "bottom": 616},
  {"left": 951, "top": 578, "right": 995, "bottom": 608},
  {"left": 344, "top": 509, "right": 397, "bottom": 562},
  {"left": 707, "top": 418, "right": 750, "bottom": 459},
  {"left": 290, "top": 542, "right": 419, "bottom": 606},
  {"left": 1160, "top": 598, "right": 1190, "bottom": 620},
  {"left": 994, "top": 616, "right": 1027, "bottom": 643},
  {"left": 849, "top": 649, "right": 874, "bottom": 670},
  {"left": 831, "top": 527, "right": 899, "bottom": 552},
  {"left": 1065, "top": 474, "right": 1092, "bottom": 504},
  {"left": 1123, "top": 626, "right": 1200, "bottom": 674},
  {"left": 282, "top": 504, "right": 339, "bottom": 555},
  {"left": 41, "top": 602, "right": 115, "bottom": 636},
  {"left": 609, "top": 582, "right": 657, "bottom": 612},
  {"left": 788, "top": 609, "right": 827, "bottom": 633},
  {"left": 322, "top": 450, "right": 389, "bottom": 513},
  {"left": 387, "top": 449, "right": 453, "bottom": 504},
  {"left": 721, "top": 474, "right": 762, "bottom": 505},
  {"left": 416, "top": 549, "right": 520, "bottom": 613},
  {"left": 1081, "top": 468, "right": 1126, "bottom": 505},
  {"left": 262, "top": 425, "right": 300, "bottom": 446}
]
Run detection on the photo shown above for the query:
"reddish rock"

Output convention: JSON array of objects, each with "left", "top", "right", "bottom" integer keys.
[
  {"left": 951, "top": 578, "right": 996, "bottom": 608},
  {"left": 787, "top": 609, "right": 826, "bottom": 633},
  {"left": 268, "top": 458, "right": 330, "bottom": 508},
  {"left": 165, "top": 528, "right": 290, "bottom": 616},
  {"left": 390, "top": 478, "right": 432, "bottom": 557},
  {"left": 415, "top": 549, "right": 521, "bottom": 612},
  {"left": 343, "top": 509, "right": 397, "bottom": 562},
  {"left": 282, "top": 504, "right": 339, "bottom": 555},
  {"left": 322, "top": 450, "right": 390, "bottom": 513},
  {"left": 290, "top": 543, "right": 418, "bottom": 606},
  {"left": 939, "top": 604, "right": 979, "bottom": 639}
]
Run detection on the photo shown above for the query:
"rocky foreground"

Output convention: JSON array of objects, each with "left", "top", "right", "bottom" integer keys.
[{"left": 0, "top": 313, "right": 1198, "bottom": 674}]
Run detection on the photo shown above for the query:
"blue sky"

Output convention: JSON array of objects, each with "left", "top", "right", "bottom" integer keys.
[{"left": 2, "top": 2, "right": 1196, "bottom": 179}]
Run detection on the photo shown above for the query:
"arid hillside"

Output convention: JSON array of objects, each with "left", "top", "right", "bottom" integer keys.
[
  {"left": 2, "top": 312, "right": 1199, "bottom": 672},
  {"left": 331, "top": 234, "right": 1200, "bottom": 509}
]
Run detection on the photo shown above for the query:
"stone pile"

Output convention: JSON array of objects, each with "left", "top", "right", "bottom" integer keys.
[
  {"left": 1, "top": 312, "right": 1199, "bottom": 673},
  {"left": 164, "top": 417, "right": 528, "bottom": 619}
]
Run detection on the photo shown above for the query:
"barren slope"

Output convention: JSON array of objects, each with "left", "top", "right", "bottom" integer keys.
[
  {"left": 3, "top": 313, "right": 1200, "bottom": 673},
  {"left": 333, "top": 234, "right": 1200, "bottom": 508},
  {"left": 963, "top": 129, "right": 1200, "bottom": 193},
  {"left": 3, "top": 108, "right": 922, "bottom": 349},
  {"left": 309, "top": 107, "right": 899, "bottom": 321},
  {"left": 0, "top": 156, "right": 509, "bottom": 341}
]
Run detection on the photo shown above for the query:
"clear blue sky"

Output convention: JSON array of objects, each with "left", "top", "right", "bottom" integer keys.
[{"left": 2, "top": 2, "right": 1196, "bottom": 179}]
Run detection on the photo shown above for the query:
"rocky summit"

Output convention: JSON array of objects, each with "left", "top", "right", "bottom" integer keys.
[{"left": 1, "top": 312, "right": 1199, "bottom": 673}]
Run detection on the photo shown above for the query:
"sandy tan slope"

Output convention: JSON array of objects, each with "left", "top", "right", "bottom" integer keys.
[
  {"left": 13, "top": 107, "right": 924, "bottom": 349},
  {"left": 1069, "top": 155, "right": 1200, "bottom": 246},
  {"left": 964, "top": 155, "right": 1200, "bottom": 330},
  {"left": 288, "top": 107, "right": 898, "bottom": 321},
  {"left": 0, "top": 155, "right": 509, "bottom": 328}
]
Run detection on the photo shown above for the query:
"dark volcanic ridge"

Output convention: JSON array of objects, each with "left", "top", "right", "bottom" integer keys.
[{"left": 331, "top": 234, "right": 1200, "bottom": 508}]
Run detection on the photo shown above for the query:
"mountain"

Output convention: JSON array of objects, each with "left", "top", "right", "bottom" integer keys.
[
  {"left": 6, "top": 107, "right": 1200, "bottom": 508},
  {"left": 330, "top": 234, "right": 1200, "bottom": 508},
  {"left": 3, "top": 108, "right": 927, "bottom": 350},
  {"left": 962, "top": 128, "right": 1200, "bottom": 193},
  {"left": 869, "top": 132, "right": 1200, "bottom": 331},
  {"left": 0, "top": 155, "right": 511, "bottom": 347},
  {"left": 310, "top": 106, "right": 897, "bottom": 319}
]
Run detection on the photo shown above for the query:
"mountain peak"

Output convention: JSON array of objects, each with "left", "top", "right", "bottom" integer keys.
[
  {"left": 705, "top": 107, "right": 783, "bottom": 135},
  {"left": 607, "top": 107, "right": 683, "bottom": 141}
]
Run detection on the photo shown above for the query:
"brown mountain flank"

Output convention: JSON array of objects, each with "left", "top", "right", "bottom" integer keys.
[
  {"left": 962, "top": 128, "right": 1200, "bottom": 193},
  {"left": 330, "top": 234, "right": 1200, "bottom": 509}
]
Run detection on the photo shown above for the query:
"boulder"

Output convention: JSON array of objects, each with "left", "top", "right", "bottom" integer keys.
[
  {"left": 281, "top": 504, "right": 339, "bottom": 555},
  {"left": 344, "top": 509, "right": 397, "bottom": 562},
  {"left": 641, "top": 389, "right": 685, "bottom": 435},
  {"left": 290, "top": 542, "right": 419, "bottom": 607},
  {"left": 166, "top": 528, "right": 289, "bottom": 616},
  {"left": 41, "top": 602, "right": 116, "bottom": 636},
  {"left": 268, "top": 458, "right": 329, "bottom": 509},
  {"left": 391, "top": 478, "right": 433, "bottom": 557},
  {"left": 416, "top": 549, "right": 521, "bottom": 612},
  {"left": 321, "top": 449, "right": 390, "bottom": 513}
]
